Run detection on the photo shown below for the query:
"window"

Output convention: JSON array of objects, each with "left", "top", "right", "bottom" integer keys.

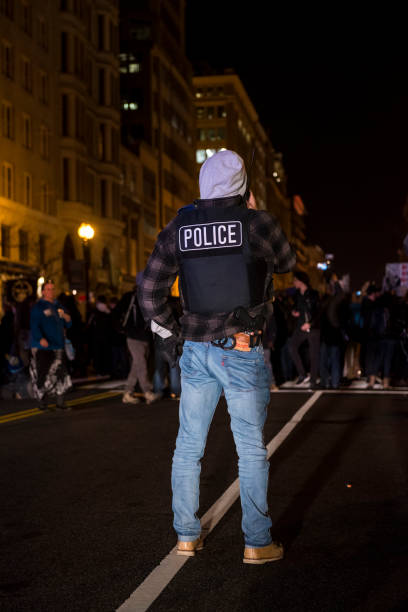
[
  {"left": 2, "top": 162, "right": 14, "bottom": 199},
  {"left": 40, "top": 182, "right": 48, "bottom": 212},
  {"left": 22, "top": 1, "right": 32, "bottom": 35},
  {"left": 74, "top": 36, "right": 84, "bottom": 80},
  {"left": 1, "top": 225, "right": 11, "bottom": 258},
  {"left": 97, "top": 14, "right": 105, "bottom": 50},
  {"left": 19, "top": 229, "right": 28, "bottom": 262},
  {"left": 0, "top": 0, "right": 14, "bottom": 20},
  {"left": 119, "top": 52, "right": 141, "bottom": 74},
  {"left": 61, "top": 32, "right": 69, "bottom": 72},
  {"left": 62, "top": 157, "right": 70, "bottom": 200},
  {"left": 39, "top": 233, "right": 46, "bottom": 265},
  {"left": 1, "top": 41, "right": 14, "bottom": 79},
  {"left": 40, "top": 125, "right": 49, "bottom": 159},
  {"left": 111, "top": 128, "right": 119, "bottom": 163},
  {"left": 1, "top": 101, "right": 14, "bottom": 139},
  {"left": 39, "top": 71, "right": 48, "bottom": 104},
  {"left": 22, "top": 114, "right": 32, "bottom": 148},
  {"left": 111, "top": 182, "right": 120, "bottom": 219},
  {"left": 85, "top": 170, "right": 95, "bottom": 207},
  {"left": 23, "top": 173, "right": 32, "bottom": 206},
  {"left": 98, "top": 123, "right": 106, "bottom": 160},
  {"left": 22, "top": 57, "right": 33, "bottom": 92},
  {"left": 38, "top": 16, "right": 48, "bottom": 51},
  {"left": 196, "top": 149, "right": 217, "bottom": 164},
  {"left": 61, "top": 94, "right": 69, "bottom": 136},
  {"left": 98, "top": 68, "right": 105, "bottom": 104},
  {"left": 100, "top": 178, "right": 107, "bottom": 216},
  {"left": 143, "top": 167, "right": 156, "bottom": 201}
]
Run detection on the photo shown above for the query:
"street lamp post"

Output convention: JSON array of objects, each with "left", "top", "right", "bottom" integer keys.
[{"left": 77, "top": 223, "right": 95, "bottom": 319}]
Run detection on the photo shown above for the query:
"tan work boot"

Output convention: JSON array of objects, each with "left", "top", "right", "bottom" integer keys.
[
  {"left": 243, "top": 541, "right": 284, "bottom": 564},
  {"left": 176, "top": 537, "right": 204, "bottom": 556}
]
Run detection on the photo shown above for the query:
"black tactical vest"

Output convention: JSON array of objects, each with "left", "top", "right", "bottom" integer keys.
[{"left": 175, "top": 200, "right": 267, "bottom": 315}]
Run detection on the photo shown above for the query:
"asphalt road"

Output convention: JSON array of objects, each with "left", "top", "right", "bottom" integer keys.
[{"left": 0, "top": 388, "right": 407, "bottom": 612}]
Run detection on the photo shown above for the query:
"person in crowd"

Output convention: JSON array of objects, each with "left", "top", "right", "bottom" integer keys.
[
  {"left": 289, "top": 270, "right": 321, "bottom": 387},
  {"left": 87, "top": 295, "right": 112, "bottom": 376},
  {"left": 263, "top": 301, "right": 279, "bottom": 391},
  {"left": 361, "top": 284, "right": 382, "bottom": 388},
  {"left": 274, "top": 291, "right": 296, "bottom": 384},
  {"left": 319, "top": 273, "right": 348, "bottom": 389},
  {"left": 114, "top": 277, "right": 160, "bottom": 405},
  {"left": 138, "top": 149, "right": 296, "bottom": 564},
  {"left": 365, "top": 290, "right": 399, "bottom": 389},
  {"left": 343, "top": 289, "right": 364, "bottom": 382},
  {"left": 152, "top": 295, "right": 182, "bottom": 399},
  {"left": 29, "top": 280, "right": 72, "bottom": 411},
  {"left": 109, "top": 296, "right": 129, "bottom": 380},
  {"left": 57, "top": 293, "right": 85, "bottom": 378}
]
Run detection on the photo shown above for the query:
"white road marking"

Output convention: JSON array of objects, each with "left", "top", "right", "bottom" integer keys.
[{"left": 116, "top": 391, "right": 323, "bottom": 612}]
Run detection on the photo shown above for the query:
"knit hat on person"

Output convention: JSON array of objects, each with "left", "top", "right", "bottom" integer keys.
[
  {"left": 293, "top": 270, "right": 310, "bottom": 287},
  {"left": 199, "top": 150, "right": 247, "bottom": 200}
]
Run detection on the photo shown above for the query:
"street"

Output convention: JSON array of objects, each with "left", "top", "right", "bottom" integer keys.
[{"left": 0, "top": 387, "right": 407, "bottom": 612}]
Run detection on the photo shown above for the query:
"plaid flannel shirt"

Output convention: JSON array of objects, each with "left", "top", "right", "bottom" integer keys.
[{"left": 138, "top": 198, "right": 296, "bottom": 342}]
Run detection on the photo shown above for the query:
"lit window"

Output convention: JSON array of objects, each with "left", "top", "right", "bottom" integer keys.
[
  {"left": 195, "top": 89, "right": 203, "bottom": 99},
  {"left": 196, "top": 149, "right": 206, "bottom": 163},
  {"left": 122, "top": 101, "right": 138, "bottom": 111},
  {"left": 129, "top": 63, "right": 140, "bottom": 73}
]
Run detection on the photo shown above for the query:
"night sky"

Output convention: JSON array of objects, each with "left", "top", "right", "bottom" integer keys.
[{"left": 185, "top": 3, "right": 408, "bottom": 290}]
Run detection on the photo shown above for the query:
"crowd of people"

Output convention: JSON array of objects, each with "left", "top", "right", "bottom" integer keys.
[{"left": 1, "top": 270, "right": 408, "bottom": 403}]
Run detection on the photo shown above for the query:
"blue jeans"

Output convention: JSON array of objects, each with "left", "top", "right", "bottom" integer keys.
[
  {"left": 320, "top": 342, "right": 342, "bottom": 388},
  {"left": 172, "top": 340, "right": 272, "bottom": 547},
  {"left": 153, "top": 348, "right": 181, "bottom": 396}
]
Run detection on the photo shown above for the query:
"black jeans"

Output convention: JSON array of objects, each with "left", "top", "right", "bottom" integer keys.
[{"left": 289, "top": 328, "right": 320, "bottom": 382}]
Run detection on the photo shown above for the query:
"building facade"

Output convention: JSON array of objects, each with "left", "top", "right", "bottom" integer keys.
[
  {"left": 0, "top": 0, "right": 124, "bottom": 313},
  {"left": 193, "top": 72, "right": 293, "bottom": 289},
  {"left": 119, "top": 0, "right": 195, "bottom": 228}
]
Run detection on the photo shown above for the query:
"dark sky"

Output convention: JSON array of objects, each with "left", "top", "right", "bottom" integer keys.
[{"left": 185, "top": 3, "right": 408, "bottom": 290}]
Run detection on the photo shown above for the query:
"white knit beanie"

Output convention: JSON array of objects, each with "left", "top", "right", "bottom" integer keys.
[{"left": 199, "top": 150, "right": 247, "bottom": 200}]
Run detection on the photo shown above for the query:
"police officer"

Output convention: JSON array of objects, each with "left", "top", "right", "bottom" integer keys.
[{"left": 138, "top": 150, "right": 296, "bottom": 564}]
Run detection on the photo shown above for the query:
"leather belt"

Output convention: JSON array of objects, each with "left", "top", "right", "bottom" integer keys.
[{"left": 211, "top": 332, "right": 262, "bottom": 352}]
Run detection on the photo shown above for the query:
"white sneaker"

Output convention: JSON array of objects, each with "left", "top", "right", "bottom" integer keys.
[
  {"left": 144, "top": 391, "right": 161, "bottom": 404},
  {"left": 122, "top": 391, "right": 140, "bottom": 404}
]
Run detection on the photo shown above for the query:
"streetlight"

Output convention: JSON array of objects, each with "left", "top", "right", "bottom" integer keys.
[{"left": 77, "top": 223, "right": 95, "bottom": 319}]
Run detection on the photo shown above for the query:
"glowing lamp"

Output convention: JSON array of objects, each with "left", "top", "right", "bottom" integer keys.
[{"left": 77, "top": 223, "right": 95, "bottom": 241}]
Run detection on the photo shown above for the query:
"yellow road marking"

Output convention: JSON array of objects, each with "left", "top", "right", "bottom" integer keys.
[{"left": 0, "top": 390, "right": 123, "bottom": 425}]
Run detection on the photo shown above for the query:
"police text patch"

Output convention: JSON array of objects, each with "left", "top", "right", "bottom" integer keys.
[{"left": 179, "top": 221, "right": 242, "bottom": 252}]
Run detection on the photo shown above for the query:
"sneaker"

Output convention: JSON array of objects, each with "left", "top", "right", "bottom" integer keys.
[
  {"left": 122, "top": 391, "right": 141, "bottom": 404},
  {"left": 295, "top": 375, "right": 310, "bottom": 385},
  {"left": 144, "top": 390, "right": 161, "bottom": 404}
]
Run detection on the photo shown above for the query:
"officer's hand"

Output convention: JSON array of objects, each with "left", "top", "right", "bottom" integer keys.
[
  {"left": 157, "top": 335, "right": 183, "bottom": 368},
  {"left": 40, "top": 338, "right": 49, "bottom": 348}
]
